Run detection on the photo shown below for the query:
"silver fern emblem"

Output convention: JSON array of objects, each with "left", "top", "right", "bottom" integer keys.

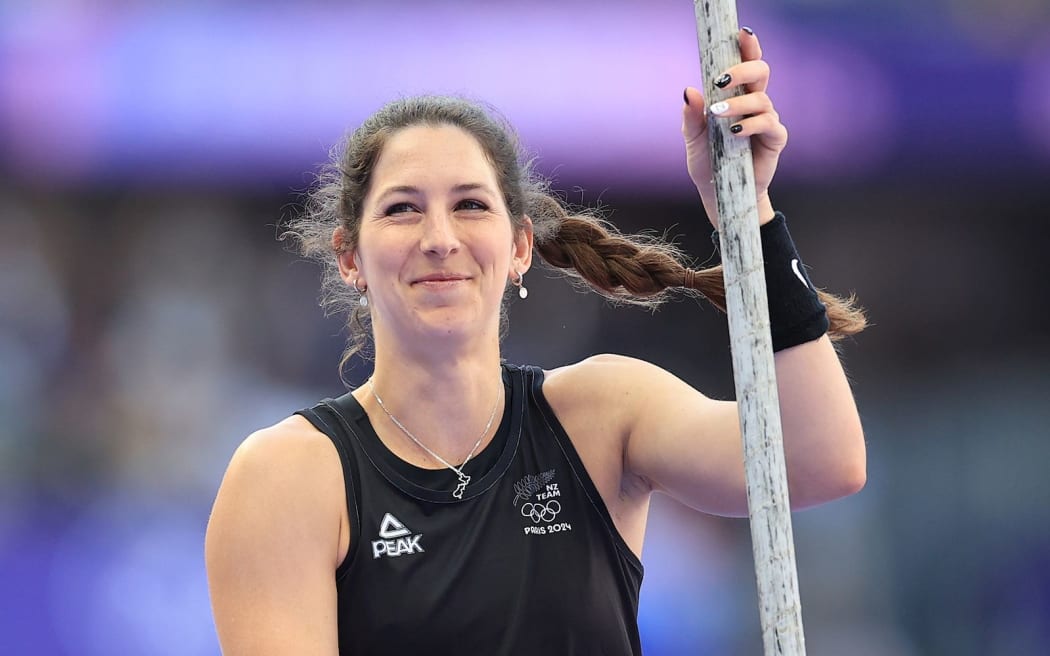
[{"left": 512, "top": 469, "right": 557, "bottom": 506}]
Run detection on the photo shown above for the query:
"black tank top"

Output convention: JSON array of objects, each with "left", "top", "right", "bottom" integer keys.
[{"left": 296, "top": 363, "right": 644, "bottom": 655}]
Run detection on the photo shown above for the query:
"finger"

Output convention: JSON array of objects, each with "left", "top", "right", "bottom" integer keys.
[
  {"left": 712, "top": 60, "right": 770, "bottom": 94},
  {"left": 739, "top": 26, "right": 762, "bottom": 63},
  {"left": 681, "top": 86, "right": 709, "bottom": 144},
  {"left": 726, "top": 113, "right": 788, "bottom": 150},
  {"left": 706, "top": 91, "right": 774, "bottom": 120}
]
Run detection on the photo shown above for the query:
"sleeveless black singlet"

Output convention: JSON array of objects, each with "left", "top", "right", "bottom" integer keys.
[{"left": 296, "top": 363, "right": 644, "bottom": 655}]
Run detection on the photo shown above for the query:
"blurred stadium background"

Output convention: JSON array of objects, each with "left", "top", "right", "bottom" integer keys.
[{"left": 2, "top": 1, "right": 1049, "bottom": 654}]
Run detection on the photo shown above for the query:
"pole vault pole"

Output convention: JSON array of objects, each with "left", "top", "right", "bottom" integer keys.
[{"left": 691, "top": 3, "right": 807, "bottom": 655}]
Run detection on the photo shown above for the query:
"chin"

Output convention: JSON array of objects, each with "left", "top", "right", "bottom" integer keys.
[{"left": 411, "top": 308, "right": 493, "bottom": 340}]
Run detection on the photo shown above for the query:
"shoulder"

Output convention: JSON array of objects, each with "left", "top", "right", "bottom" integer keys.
[
  {"left": 225, "top": 415, "right": 341, "bottom": 493},
  {"left": 542, "top": 353, "right": 683, "bottom": 414},
  {"left": 541, "top": 353, "right": 720, "bottom": 462},
  {"left": 543, "top": 352, "right": 648, "bottom": 387},
  {"left": 207, "top": 414, "right": 344, "bottom": 565},
  {"left": 539, "top": 353, "right": 683, "bottom": 452}
]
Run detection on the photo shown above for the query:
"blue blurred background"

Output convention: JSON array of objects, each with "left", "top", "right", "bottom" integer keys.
[{"left": 2, "top": 1, "right": 1049, "bottom": 654}]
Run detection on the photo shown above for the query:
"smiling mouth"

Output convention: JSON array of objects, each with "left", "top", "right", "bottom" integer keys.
[{"left": 413, "top": 277, "right": 469, "bottom": 287}]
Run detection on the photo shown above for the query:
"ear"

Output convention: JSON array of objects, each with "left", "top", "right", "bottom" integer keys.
[
  {"left": 332, "top": 226, "right": 362, "bottom": 286},
  {"left": 511, "top": 216, "right": 534, "bottom": 277}
]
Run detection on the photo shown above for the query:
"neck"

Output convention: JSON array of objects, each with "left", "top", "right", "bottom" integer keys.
[{"left": 359, "top": 337, "right": 505, "bottom": 468}]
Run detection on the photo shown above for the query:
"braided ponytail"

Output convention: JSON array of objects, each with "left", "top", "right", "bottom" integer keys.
[{"left": 526, "top": 189, "right": 866, "bottom": 341}]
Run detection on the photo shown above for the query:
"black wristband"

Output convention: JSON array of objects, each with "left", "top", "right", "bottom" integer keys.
[{"left": 711, "top": 212, "right": 829, "bottom": 351}]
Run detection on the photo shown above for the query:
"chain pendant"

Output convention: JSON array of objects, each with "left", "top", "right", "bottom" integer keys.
[
  {"left": 453, "top": 473, "right": 470, "bottom": 499},
  {"left": 368, "top": 377, "right": 499, "bottom": 501}
]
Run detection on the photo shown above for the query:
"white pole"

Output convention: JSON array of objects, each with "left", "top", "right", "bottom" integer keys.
[{"left": 691, "top": 2, "right": 807, "bottom": 654}]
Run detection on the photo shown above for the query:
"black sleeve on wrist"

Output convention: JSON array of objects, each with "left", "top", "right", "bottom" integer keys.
[
  {"left": 761, "top": 212, "right": 829, "bottom": 351},
  {"left": 711, "top": 212, "right": 829, "bottom": 352}
]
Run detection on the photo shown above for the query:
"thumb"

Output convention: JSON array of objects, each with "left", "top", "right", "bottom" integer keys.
[{"left": 681, "top": 86, "right": 708, "bottom": 145}]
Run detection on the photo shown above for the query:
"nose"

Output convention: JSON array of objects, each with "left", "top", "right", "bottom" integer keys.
[{"left": 419, "top": 210, "right": 461, "bottom": 258}]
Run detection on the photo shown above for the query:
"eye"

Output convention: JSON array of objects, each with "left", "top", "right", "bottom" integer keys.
[
  {"left": 456, "top": 199, "right": 489, "bottom": 212},
  {"left": 384, "top": 202, "right": 417, "bottom": 216}
]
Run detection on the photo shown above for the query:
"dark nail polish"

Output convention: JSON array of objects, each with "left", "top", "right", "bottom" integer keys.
[
  {"left": 741, "top": 26, "right": 755, "bottom": 36},
  {"left": 683, "top": 89, "right": 689, "bottom": 106},
  {"left": 730, "top": 124, "right": 743, "bottom": 134},
  {"left": 714, "top": 73, "right": 732, "bottom": 88}
]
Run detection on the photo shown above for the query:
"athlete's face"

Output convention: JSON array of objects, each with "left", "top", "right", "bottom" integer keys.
[{"left": 343, "top": 124, "right": 532, "bottom": 345}]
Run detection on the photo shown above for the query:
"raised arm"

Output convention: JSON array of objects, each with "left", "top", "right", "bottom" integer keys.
[
  {"left": 205, "top": 417, "right": 345, "bottom": 655},
  {"left": 619, "top": 28, "right": 865, "bottom": 516}
]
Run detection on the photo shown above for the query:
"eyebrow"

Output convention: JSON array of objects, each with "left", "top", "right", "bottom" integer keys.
[{"left": 375, "top": 183, "right": 493, "bottom": 202}]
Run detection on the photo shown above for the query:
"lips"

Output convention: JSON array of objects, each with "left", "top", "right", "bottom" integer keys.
[{"left": 412, "top": 273, "right": 470, "bottom": 284}]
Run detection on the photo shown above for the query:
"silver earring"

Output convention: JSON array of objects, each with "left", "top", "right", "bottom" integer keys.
[
  {"left": 514, "top": 271, "right": 528, "bottom": 299},
  {"left": 353, "top": 279, "right": 368, "bottom": 307}
]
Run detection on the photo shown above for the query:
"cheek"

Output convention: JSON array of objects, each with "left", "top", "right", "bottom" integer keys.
[
  {"left": 486, "top": 239, "right": 515, "bottom": 274},
  {"left": 355, "top": 231, "right": 403, "bottom": 271}
]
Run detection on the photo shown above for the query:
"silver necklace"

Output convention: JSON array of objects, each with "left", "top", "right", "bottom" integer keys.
[{"left": 368, "top": 377, "right": 502, "bottom": 499}]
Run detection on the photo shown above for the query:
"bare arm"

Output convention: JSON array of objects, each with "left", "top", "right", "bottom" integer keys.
[
  {"left": 619, "top": 335, "right": 865, "bottom": 517},
  {"left": 205, "top": 416, "right": 345, "bottom": 655}
]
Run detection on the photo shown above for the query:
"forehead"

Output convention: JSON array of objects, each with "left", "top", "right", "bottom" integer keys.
[{"left": 369, "top": 124, "right": 498, "bottom": 192}]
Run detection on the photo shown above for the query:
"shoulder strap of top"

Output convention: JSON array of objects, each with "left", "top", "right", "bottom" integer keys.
[
  {"left": 296, "top": 396, "right": 364, "bottom": 579},
  {"left": 521, "top": 363, "right": 644, "bottom": 572}
]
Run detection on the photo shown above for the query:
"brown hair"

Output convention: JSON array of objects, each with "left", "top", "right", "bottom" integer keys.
[{"left": 283, "top": 95, "right": 866, "bottom": 374}]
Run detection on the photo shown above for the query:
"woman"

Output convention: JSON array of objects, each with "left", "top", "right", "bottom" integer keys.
[{"left": 206, "top": 29, "right": 867, "bottom": 655}]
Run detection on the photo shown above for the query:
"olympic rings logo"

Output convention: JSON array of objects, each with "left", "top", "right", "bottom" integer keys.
[{"left": 521, "top": 500, "right": 561, "bottom": 523}]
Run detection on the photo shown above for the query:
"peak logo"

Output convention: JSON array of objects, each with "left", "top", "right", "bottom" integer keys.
[
  {"left": 372, "top": 513, "right": 424, "bottom": 559},
  {"left": 378, "top": 513, "right": 410, "bottom": 539}
]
